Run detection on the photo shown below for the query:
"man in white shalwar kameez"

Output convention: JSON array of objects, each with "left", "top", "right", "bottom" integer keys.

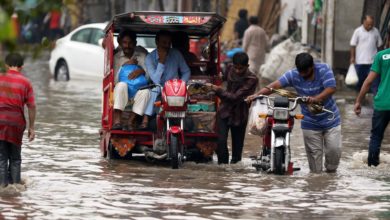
[{"left": 242, "top": 16, "right": 268, "bottom": 75}]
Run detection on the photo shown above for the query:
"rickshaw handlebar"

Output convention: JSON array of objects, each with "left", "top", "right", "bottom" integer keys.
[
  {"left": 138, "top": 82, "right": 207, "bottom": 91},
  {"left": 139, "top": 84, "right": 162, "bottom": 90}
]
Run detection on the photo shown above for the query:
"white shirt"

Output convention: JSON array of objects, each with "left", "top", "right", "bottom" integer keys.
[
  {"left": 350, "top": 25, "right": 383, "bottom": 64},
  {"left": 113, "top": 46, "right": 148, "bottom": 83}
]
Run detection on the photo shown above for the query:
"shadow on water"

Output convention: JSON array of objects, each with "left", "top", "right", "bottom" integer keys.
[{"left": 0, "top": 57, "right": 390, "bottom": 219}]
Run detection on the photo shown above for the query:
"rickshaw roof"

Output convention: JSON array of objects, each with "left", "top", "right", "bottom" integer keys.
[{"left": 105, "top": 11, "right": 226, "bottom": 37}]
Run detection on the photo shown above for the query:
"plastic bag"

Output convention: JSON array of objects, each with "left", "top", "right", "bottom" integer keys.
[
  {"left": 345, "top": 64, "right": 358, "bottom": 86},
  {"left": 247, "top": 99, "right": 268, "bottom": 136},
  {"left": 118, "top": 64, "right": 148, "bottom": 98}
]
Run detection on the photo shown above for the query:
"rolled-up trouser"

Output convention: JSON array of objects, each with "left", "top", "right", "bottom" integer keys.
[
  {"left": 248, "top": 60, "right": 260, "bottom": 75},
  {"left": 302, "top": 125, "right": 342, "bottom": 173},
  {"left": 113, "top": 82, "right": 150, "bottom": 115},
  {"left": 0, "top": 140, "right": 21, "bottom": 186},
  {"left": 216, "top": 116, "right": 247, "bottom": 164}
]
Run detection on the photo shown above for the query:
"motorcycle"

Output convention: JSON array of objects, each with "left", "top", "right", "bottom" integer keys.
[
  {"left": 140, "top": 80, "right": 206, "bottom": 169},
  {"left": 251, "top": 95, "right": 304, "bottom": 175},
  {"left": 252, "top": 90, "right": 335, "bottom": 175},
  {"left": 253, "top": 90, "right": 334, "bottom": 175}
]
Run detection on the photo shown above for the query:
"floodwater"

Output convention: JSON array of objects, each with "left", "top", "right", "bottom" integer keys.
[{"left": 1, "top": 57, "right": 390, "bottom": 220}]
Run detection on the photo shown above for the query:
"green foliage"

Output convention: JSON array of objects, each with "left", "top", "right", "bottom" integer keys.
[
  {"left": 0, "top": 0, "right": 63, "bottom": 71},
  {"left": 0, "top": 7, "right": 14, "bottom": 42}
]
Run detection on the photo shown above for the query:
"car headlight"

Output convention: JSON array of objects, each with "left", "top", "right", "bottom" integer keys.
[
  {"left": 273, "top": 109, "right": 289, "bottom": 120},
  {"left": 166, "top": 96, "right": 185, "bottom": 107}
]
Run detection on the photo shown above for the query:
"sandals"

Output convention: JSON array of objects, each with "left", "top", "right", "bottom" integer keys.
[
  {"left": 126, "top": 122, "right": 136, "bottom": 131},
  {"left": 139, "top": 121, "right": 148, "bottom": 130}
]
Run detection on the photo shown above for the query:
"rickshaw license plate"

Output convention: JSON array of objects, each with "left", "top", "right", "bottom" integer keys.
[{"left": 165, "top": 111, "right": 186, "bottom": 118}]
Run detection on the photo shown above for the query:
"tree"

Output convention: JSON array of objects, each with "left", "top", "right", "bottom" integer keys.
[{"left": 0, "top": 0, "right": 63, "bottom": 71}]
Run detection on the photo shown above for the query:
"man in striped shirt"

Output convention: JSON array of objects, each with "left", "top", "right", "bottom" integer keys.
[
  {"left": 0, "top": 53, "right": 36, "bottom": 187},
  {"left": 248, "top": 53, "right": 341, "bottom": 173}
]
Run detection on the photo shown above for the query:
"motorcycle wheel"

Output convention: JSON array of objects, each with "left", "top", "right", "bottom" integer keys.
[
  {"left": 274, "top": 147, "right": 285, "bottom": 175},
  {"left": 170, "top": 134, "right": 180, "bottom": 169}
]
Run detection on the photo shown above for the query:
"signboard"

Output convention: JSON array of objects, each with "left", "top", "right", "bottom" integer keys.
[{"left": 140, "top": 15, "right": 211, "bottom": 25}]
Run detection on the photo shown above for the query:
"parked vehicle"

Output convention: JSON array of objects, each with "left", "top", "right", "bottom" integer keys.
[
  {"left": 100, "top": 11, "right": 226, "bottom": 169},
  {"left": 49, "top": 23, "right": 154, "bottom": 81}
]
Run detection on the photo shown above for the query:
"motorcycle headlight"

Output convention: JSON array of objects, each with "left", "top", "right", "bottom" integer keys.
[
  {"left": 273, "top": 109, "right": 289, "bottom": 120},
  {"left": 166, "top": 96, "right": 185, "bottom": 107}
]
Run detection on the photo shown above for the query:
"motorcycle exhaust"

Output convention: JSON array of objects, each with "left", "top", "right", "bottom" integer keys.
[{"left": 144, "top": 151, "right": 168, "bottom": 160}]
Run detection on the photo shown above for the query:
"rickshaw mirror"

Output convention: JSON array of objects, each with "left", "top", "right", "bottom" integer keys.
[{"left": 202, "top": 45, "right": 210, "bottom": 60}]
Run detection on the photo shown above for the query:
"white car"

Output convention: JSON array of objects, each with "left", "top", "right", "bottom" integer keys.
[{"left": 49, "top": 23, "right": 155, "bottom": 81}]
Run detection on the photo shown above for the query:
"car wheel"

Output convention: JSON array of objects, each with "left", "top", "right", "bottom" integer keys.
[{"left": 55, "top": 60, "right": 70, "bottom": 81}]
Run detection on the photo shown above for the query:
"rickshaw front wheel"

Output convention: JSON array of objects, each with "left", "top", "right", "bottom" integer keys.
[{"left": 170, "top": 134, "right": 181, "bottom": 169}]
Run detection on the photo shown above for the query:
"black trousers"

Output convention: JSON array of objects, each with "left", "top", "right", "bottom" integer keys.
[
  {"left": 0, "top": 140, "right": 21, "bottom": 186},
  {"left": 216, "top": 116, "right": 247, "bottom": 164}
]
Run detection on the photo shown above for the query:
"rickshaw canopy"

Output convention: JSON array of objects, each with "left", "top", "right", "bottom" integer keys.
[{"left": 104, "top": 11, "right": 226, "bottom": 37}]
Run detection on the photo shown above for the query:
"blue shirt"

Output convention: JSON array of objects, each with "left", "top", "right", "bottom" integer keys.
[
  {"left": 278, "top": 63, "right": 341, "bottom": 130},
  {"left": 145, "top": 48, "right": 191, "bottom": 85}
]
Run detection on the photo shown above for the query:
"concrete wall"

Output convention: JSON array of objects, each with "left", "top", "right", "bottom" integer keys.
[
  {"left": 276, "top": 0, "right": 364, "bottom": 71},
  {"left": 334, "top": 0, "right": 364, "bottom": 51},
  {"left": 333, "top": 0, "right": 364, "bottom": 71},
  {"left": 278, "top": 0, "right": 303, "bottom": 36}
]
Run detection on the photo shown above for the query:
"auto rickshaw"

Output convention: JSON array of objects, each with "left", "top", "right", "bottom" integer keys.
[{"left": 99, "top": 11, "right": 226, "bottom": 169}]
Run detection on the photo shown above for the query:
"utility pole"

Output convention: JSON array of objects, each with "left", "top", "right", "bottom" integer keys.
[
  {"left": 178, "top": 0, "right": 183, "bottom": 12},
  {"left": 301, "top": 3, "right": 308, "bottom": 45},
  {"left": 321, "top": 0, "right": 334, "bottom": 67},
  {"left": 110, "top": 0, "right": 116, "bottom": 19}
]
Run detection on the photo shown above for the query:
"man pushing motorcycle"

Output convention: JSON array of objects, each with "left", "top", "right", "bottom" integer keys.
[{"left": 247, "top": 52, "right": 342, "bottom": 173}]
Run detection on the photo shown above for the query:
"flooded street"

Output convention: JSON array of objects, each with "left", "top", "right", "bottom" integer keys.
[{"left": 1, "top": 57, "right": 390, "bottom": 220}]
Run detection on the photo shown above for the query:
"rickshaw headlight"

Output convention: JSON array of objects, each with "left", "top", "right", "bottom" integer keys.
[
  {"left": 273, "top": 109, "right": 289, "bottom": 120},
  {"left": 166, "top": 96, "right": 185, "bottom": 107}
]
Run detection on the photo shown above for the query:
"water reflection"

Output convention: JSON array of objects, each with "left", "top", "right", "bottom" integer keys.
[{"left": 0, "top": 58, "right": 389, "bottom": 219}]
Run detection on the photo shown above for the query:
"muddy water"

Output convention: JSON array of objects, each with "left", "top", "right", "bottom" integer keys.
[{"left": 0, "top": 58, "right": 390, "bottom": 220}]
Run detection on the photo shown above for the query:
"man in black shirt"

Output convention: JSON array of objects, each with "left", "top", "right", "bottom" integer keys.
[{"left": 234, "top": 9, "right": 249, "bottom": 41}]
